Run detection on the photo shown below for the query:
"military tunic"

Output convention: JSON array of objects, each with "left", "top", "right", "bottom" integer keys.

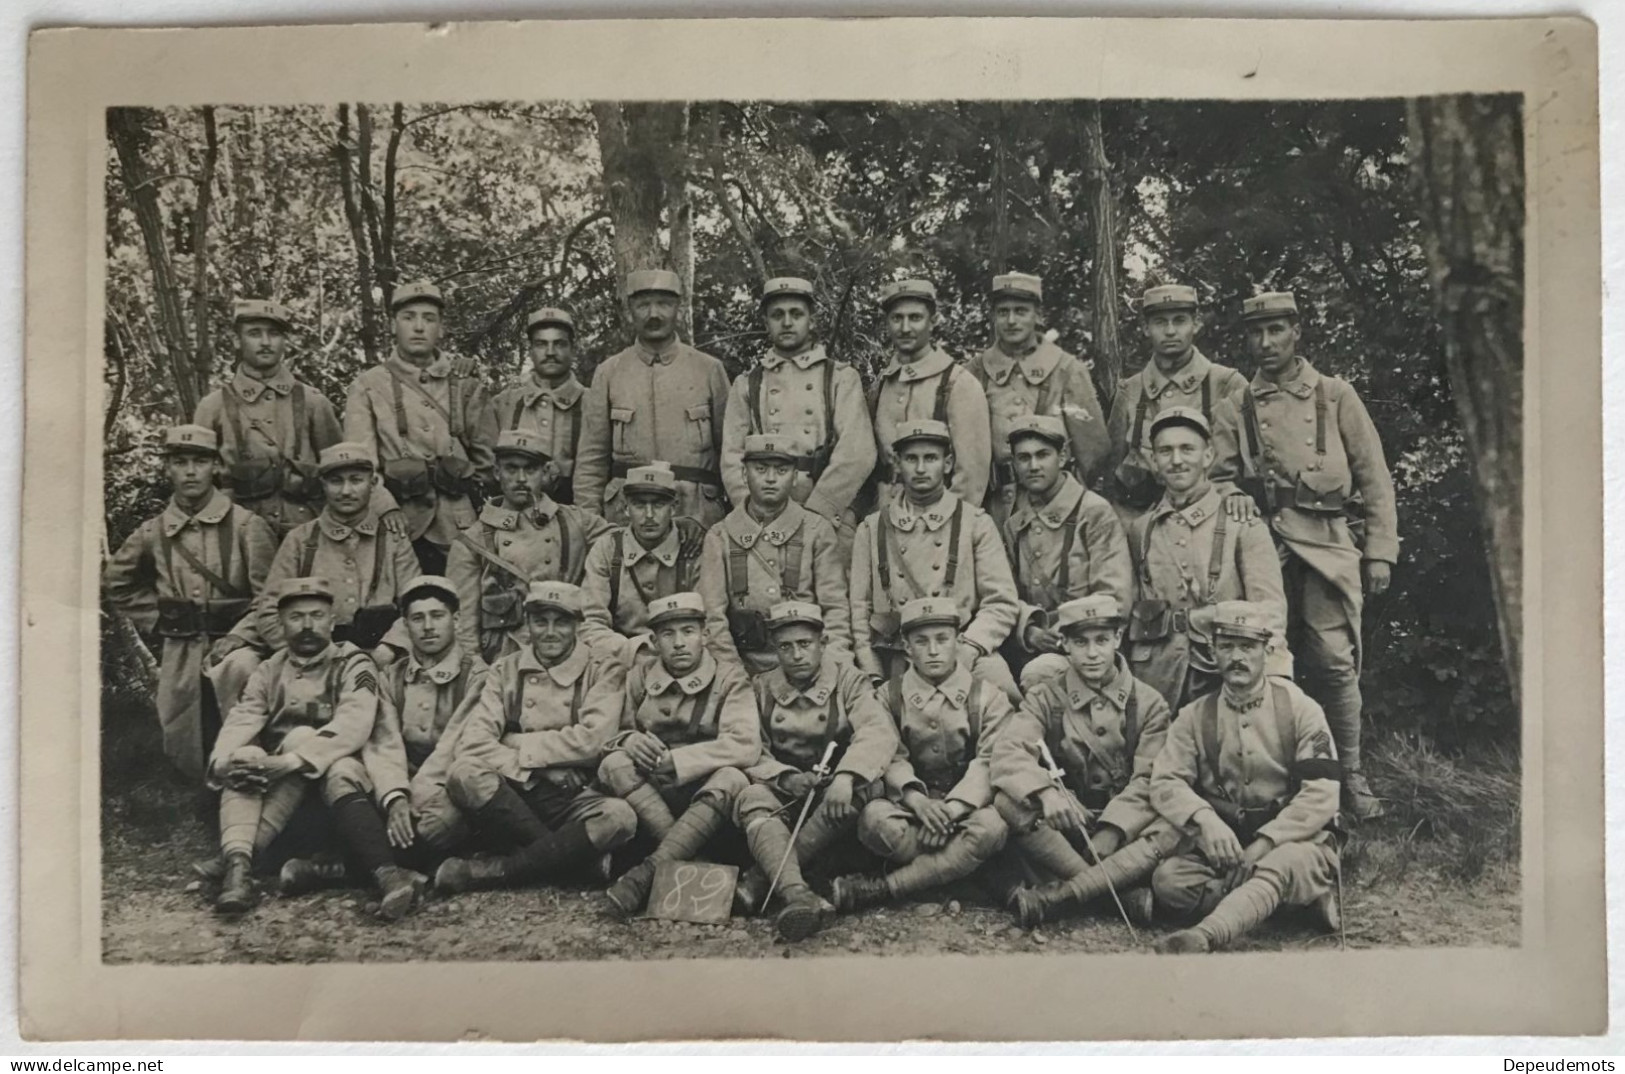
[
  {"left": 575, "top": 340, "right": 732, "bottom": 529},
  {"left": 741, "top": 655, "right": 898, "bottom": 788},
  {"left": 478, "top": 373, "right": 586, "bottom": 502},
  {"left": 343, "top": 349, "right": 494, "bottom": 546},
  {"left": 577, "top": 527, "right": 703, "bottom": 655},
  {"left": 103, "top": 489, "right": 279, "bottom": 778},
  {"left": 966, "top": 340, "right": 1110, "bottom": 524},
  {"left": 444, "top": 497, "right": 614, "bottom": 662},
  {"left": 719, "top": 346, "right": 876, "bottom": 541},
  {"left": 698, "top": 501, "right": 851, "bottom": 676},
  {"left": 870, "top": 346, "right": 993, "bottom": 508}
]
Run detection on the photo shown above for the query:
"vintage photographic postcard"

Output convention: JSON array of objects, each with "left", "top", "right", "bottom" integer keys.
[{"left": 21, "top": 15, "right": 1601, "bottom": 1042}]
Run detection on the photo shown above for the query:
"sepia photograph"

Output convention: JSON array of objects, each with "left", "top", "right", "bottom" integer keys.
[{"left": 22, "top": 16, "right": 1601, "bottom": 1042}]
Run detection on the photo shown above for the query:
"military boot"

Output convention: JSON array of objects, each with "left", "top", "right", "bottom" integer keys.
[
  {"left": 434, "top": 855, "right": 511, "bottom": 894},
  {"left": 1342, "top": 772, "right": 1386, "bottom": 822},
  {"left": 1154, "top": 929, "right": 1212, "bottom": 954},
  {"left": 191, "top": 855, "right": 226, "bottom": 886},
  {"left": 1309, "top": 884, "right": 1342, "bottom": 933},
  {"left": 279, "top": 857, "right": 349, "bottom": 896},
  {"left": 605, "top": 860, "right": 658, "bottom": 917},
  {"left": 214, "top": 852, "right": 256, "bottom": 916},
  {"left": 774, "top": 885, "right": 833, "bottom": 942},
  {"left": 1011, "top": 834, "right": 1165, "bottom": 927},
  {"left": 374, "top": 866, "right": 428, "bottom": 921},
  {"left": 1123, "top": 887, "right": 1156, "bottom": 927},
  {"left": 830, "top": 874, "right": 892, "bottom": 913},
  {"left": 733, "top": 866, "right": 769, "bottom": 916}
]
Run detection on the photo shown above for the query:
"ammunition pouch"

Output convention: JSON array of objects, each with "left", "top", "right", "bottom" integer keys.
[
  {"left": 334, "top": 604, "right": 400, "bottom": 650},
  {"left": 1201, "top": 794, "right": 1283, "bottom": 844},
  {"left": 1293, "top": 469, "right": 1348, "bottom": 515},
  {"left": 281, "top": 459, "right": 321, "bottom": 504},
  {"left": 382, "top": 457, "right": 434, "bottom": 501},
  {"left": 990, "top": 459, "right": 1019, "bottom": 493},
  {"left": 480, "top": 586, "right": 525, "bottom": 633},
  {"left": 1126, "top": 599, "right": 1173, "bottom": 643},
  {"left": 432, "top": 454, "right": 478, "bottom": 498},
  {"left": 228, "top": 457, "right": 284, "bottom": 502},
  {"left": 155, "top": 597, "right": 251, "bottom": 640},
  {"left": 727, "top": 606, "right": 771, "bottom": 654},
  {"left": 796, "top": 444, "right": 834, "bottom": 479},
  {"left": 1235, "top": 473, "right": 1280, "bottom": 516},
  {"left": 1112, "top": 457, "right": 1163, "bottom": 510},
  {"left": 869, "top": 610, "right": 904, "bottom": 652}
]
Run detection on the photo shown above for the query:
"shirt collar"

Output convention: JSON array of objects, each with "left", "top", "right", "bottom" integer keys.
[
  {"left": 759, "top": 344, "right": 830, "bottom": 372},
  {"left": 769, "top": 655, "right": 841, "bottom": 707},
  {"left": 646, "top": 651, "right": 718, "bottom": 697},
  {"left": 625, "top": 526, "right": 681, "bottom": 568},
  {"left": 285, "top": 641, "right": 341, "bottom": 672},
  {"left": 162, "top": 489, "right": 234, "bottom": 535},
  {"left": 407, "top": 644, "right": 466, "bottom": 685},
  {"left": 1250, "top": 358, "right": 1320, "bottom": 400},
  {"left": 901, "top": 664, "right": 975, "bottom": 709},
  {"left": 1009, "top": 476, "right": 1084, "bottom": 533},
  {"left": 231, "top": 365, "right": 296, "bottom": 402},
  {"left": 1222, "top": 681, "right": 1270, "bottom": 712},
  {"left": 722, "top": 500, "right": 807, "bottom": 548},
  {"left": 886, "top": 491, "right": 960, "bottom": 533},
  {"left": 634, "top": 339, "right": 682, "bottom": 367},
  {"left": 518, "top": 641, "right": 589, "bottom": 686},
  {"left": 317, "top": 508, "right": 380, "bottom": 540},
  {"left": 481, "top": 496, "right": 559, "bottom": 530},
  {"left": 880, "top": 344, "right": 953, "bottom": 382},
  {"left": 1147, "top": 486, "right": 1222, "bottom": 529},
  {"left": 1142, "top": 348, "right": 1212, "bottom": 400},
  {"left": 1063, "top": 655, "right": 1133, "bottom": 711},
  {"left": 520, "top": 375, "right": 584, "bottom": 408},
  {"left": 388, "top": 348, "right": 451, "bottom": 381}
]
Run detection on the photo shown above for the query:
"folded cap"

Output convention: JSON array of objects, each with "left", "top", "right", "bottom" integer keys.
[
  {"left": 232, "top": 298, "right": 295, "bottom": 329},
  {"left": 742, "top": 434, "right": 799, "bottom": 464},
  {"left": 760, "top": 277, "right": 816, "bottom": 306},
  {"left": 623, "top": 463, "right": 678, "bottom": 499},
  {"left": 899, "top": 597, "right": 960, "bottom": 633},
  {"left": 1210, "top": 600, "right": 1274, "bottom": 641},
  {"left": 316, "top": 441, "right": 377, "bottom": 476},
  {"left": 891, "top": 419, "right": 953, "bottom": 451},
  {"left": 162, "top": 424, "right": 220, "bottom": 456},
  {"left": 399, "top": 574, "right": 460, "bottom": 612},
  {"left": 391, "top": 281, "right": 444, "bottom": 311},
  {"left": 1139, "top": 284, "right": 1199, "bottom": 314},
  {"left": 277, "top": 576, "right": 335, "bottom": 608},
  {"left": 879, "top": 278, "right": 937, "bottom": 311},
  {"left": 1148, "top": 405, "right": 1211, "bottom": 442},
  {"left": 1006, "top": 414, "right": 1069, "bottom": 449},
  {"left": 493, "top": 429, "right": 551, "bottom": 463},
  {"left": 766, "top": 600, "right": 824, "bottom": 633},
  {"left": 1055, "top": 594, "right": 1126, "bottom": 635},
  {"left": 624, "top": 269, "right": 683, "bottom": 299},
  {"left": 1241, "top": 291, "right": 1299, "bottom": 321},
  {"left": 646, "top": 591, "right": 707, "bottom": 628},
  {"left": 990, "top": 272, "right": 1043, "bottom": 303},
  {"left": 524, "top": 581, "right": 584, "bottom": 618},
  {"left": 526, "top": 307, "right": 575, "bottom": 335}
]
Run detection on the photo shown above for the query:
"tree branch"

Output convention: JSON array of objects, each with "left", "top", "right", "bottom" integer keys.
[{"left": 189, "top": 106, "right": 219, "bottom": 387}]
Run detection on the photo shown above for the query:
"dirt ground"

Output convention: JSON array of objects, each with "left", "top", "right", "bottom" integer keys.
[{"left": 100, "top": 709, "right": 1520, "bottom": 964}]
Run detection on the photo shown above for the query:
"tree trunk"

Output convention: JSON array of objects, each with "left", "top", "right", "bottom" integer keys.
[
  {"left": 108, "top": 107, "right": 202, "bottom": 418},
  {"left": 334, "top": 104, "right": 381, "bottom": 363},
  {"left": 1407, "top": 94, "right": 1524, "bottom": 702},
  {"left": 1080, "top": 101, "right": 1123, "bottom": 397},
  {"left": 591, "top": 101, "right": 691, "bottom": 333},
  {"left": 189, "top": 106, "right": 219, "bottom": 387}
]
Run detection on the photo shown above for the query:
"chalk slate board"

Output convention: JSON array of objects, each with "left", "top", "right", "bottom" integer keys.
[{"left": 644, "top": 860, "right": 738, "bottom": 924}]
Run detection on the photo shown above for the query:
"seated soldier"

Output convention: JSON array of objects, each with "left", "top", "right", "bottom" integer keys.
[
  {"left": 732, "top": 601, "right": 898, "bottom": 942},
  {"left": 205, "top": 577, "right": 427, "bottom": 921},
  {"left": 827, "top": 597, "right": 1011, "bottom": 914},
  {"left": 578, "top": 463, "right": 705, "bottom": 658},
  {"left": 1148, "top": 600, "right": 1342, "bottom": 953},
  {"left": 990, "top": 594, "right": 1179, "bottom": 929},
  {"left": 600, "top": 592, "right": 761, "bottom": 915},
  {"left": 699, "top": 434, "right": 851, "bottom": 676},
  {"left": 447, "top": 430, "right": 615, "bottom": 664},
  {"left": 433, "top": 581, "right": 637, "bottom": 893}
]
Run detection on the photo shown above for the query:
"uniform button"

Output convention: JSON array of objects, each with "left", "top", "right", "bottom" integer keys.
[
  {"left": 1305, "top": 438, "right": 1314, "bottom": 445},
  {"left": 1177, "top": 539, "right": 1187, "bottom": 546},
  {"left": 346, "top": 557, "right": 355, "bottom": 565},
  {"left": 805, "top": 408, "right": 814, "bottom": 415},
  {"left": 769, "top": 388, "right": 781, "bottom": 395},
  {"left": 773, "top": 714, "right": 786, "bottom": 724},
  {"left": 1304, "top": 415, "right": 1313, "bottom": 423},
  {"left": 815, "top": 713, "right": 826, "bottom": 723},
  {"left": 927, "top": 718, "right": 938, "bottom": 729},
  {"left": 525, "top": 699, "right": 536, "bottom": 708},
  {"left": 804, "top": 383, "right": 814, "bottom": 391}
]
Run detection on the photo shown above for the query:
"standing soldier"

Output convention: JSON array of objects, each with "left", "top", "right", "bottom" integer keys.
[
  {"left": 575, "top": 269, "right": 732, "bottom": 530},
  {"left": 1128, "top": 408, "right": 1288, "bottom": 713},
  {"left": 433, "top": 582, "right": 637, "bottom": 893},
  {"left": 599, "top": 592, "right": 760, "bottom": 916},
  {"left": 850, "top": 420, "right": 1021, "bottom": 703},
  {"left": 699, "top": 434, "right": 851, "bottom": 676},
  {"left": 731, "top": 601, "right": 898, "bottom": 942},
  {"left": 1148, "top": 600, "right": 1342, "bottom": 953},
  {"left": 478, "top": 306, "right": 587, "bottom": 505},
  {"left": 195, "top": 299, "right": 343, "bottom": 539},
  {"left": 966, "top": 272, "right": 1110, "bottom": 527},
  {"left": 867, "top": 279, "right": 992, "bottom": 511},
  {"left": 344, "top": 281, "right": 493, "bottom": 576},
  {"left": 1105, "top": 285, "right": 1248, "bottom": 526},
  {"left": 206, "top": 577, "right": 427, "bottom": 921},
  {"left": 103, "top": 425, "right": 279, "bottom": 778},
  {"left": 1210, "top": 291, "right": 1398, "bottom": 820},
  {"left": 578, "top": 464, "right": 706, "bottom": 657},
  {"left": 990, "top": 594, "right": 1178, "bottom": 929},
  {"left": 826, "top": 597, "right": 1012, "bottom": 915},
  {"left": 719, "top": 277, "right": 876, "bottom": 559},
  {"left": 446, "top": 429, "right": 614, "bottom": 664},
  {"left": 1000, "top": 415, "right": 1133, "bottom": 689}
]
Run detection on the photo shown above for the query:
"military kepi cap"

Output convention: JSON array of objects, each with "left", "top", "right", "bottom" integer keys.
[
  {"left": 647, "top": 591, "right": 707, "bottom": 628},
  {"left": 526, "top": 307, "right": 575, "bottom": 335},
  {"left": 624, "top": 269, "right": 683, "bottom": 299},
  {"left": 399, "top": 574, "right": 460, "bottom": 612},
  {"left": 524, "top": 581, "right": 584, "bottom": 619},
  {"left": 1241, "top": 291, "right": 1299, "bottom": 321},
  {"left": 493, "top": 429, "right": 551, "bottom": 462},
  {"left": 623, "top": 462, "right": 678, "bottom": 499},
  {"left": 1148, "top": 406, "right": 1211, "bottom": 442},
  {"left": 391, "top": 281, "right": 445, "bottom": 311},
  {"left": 277, "top": 576, "right": 335, "bottom": 608},
  {"left": 761, "top": 277, "right": 816, "bottom": 306},
  {"left": 891, "top": 419, "right": 953, "bottom": 451},
  {"left": 1140, "top": 285, "right": 1199, "bottom": 314},
  {"left": 900, "top": 597, "right": 960, "bottom": 632},
  {"left": 766, "top": 600, "right": 824, "bottom": 633},
  {"left": 1055, "top": 594, "right": 1126, "bottom": 635},
  {"left": 233, "top": 298, "right": 295, "bottom": 329},
  {"left": 1006, "top": 414, "right": 1068, "bottom": 449},
  {"left": 317, "top": 442, "right": 377, "bottom": 476},
  {"left": 990, "top": 272, "right": 1043, "bottom": 304},
  {"left": 162, "top": 424, "right": 220, "bottom": 456},
  {"left": 880, "top": 278, "right": 938, "bottom": 312},
  {"left": 1211, "top": 600, "right": 1275, "bottom": 641},
  {"left": 742, "top": 434, "right": 799, "bottom": 464}
]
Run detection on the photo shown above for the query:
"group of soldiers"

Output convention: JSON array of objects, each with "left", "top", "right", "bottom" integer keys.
[{"left": 103, "top": 265, "right": 1398, "bottom": 955}]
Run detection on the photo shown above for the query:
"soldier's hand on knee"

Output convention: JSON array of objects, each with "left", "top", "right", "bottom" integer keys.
[
  {"left": 386, "top": 798, "right": 416, "bottom": 849},
  {"left": 908, "top": 792, "right": 957, "bottom": 844},
  {"left": 1363, "top": 560, "right": 1392, "bottom": 596},
  {"left": 1194, "top": 809, "right": 1245, "bottom": 869},
  {"left": 623, "top": 733, "right": 667, "bottom": 773},
  {"left": 820, "top": 773, "right": 859, "bottom": 823},
  {"left": 380, "top": 508, "right": 409, "bottom": 539},
  {"left": 222, "top": 761, "right": 268, "bottom": 793}
]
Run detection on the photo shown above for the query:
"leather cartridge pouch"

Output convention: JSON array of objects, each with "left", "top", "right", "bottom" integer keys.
[
  {"left": 155, "top": 598, "right": 205, "bottom": 639},
  {"left": 228, "top": 457, "right": 284, "bottom": 501},
  {"left": 869, "top": 610, "right": 903, "bottom": 651},
  {"left": 1126, "top": 599, "right": 1173, "bottom": 643},
  {"left": 480, "top": 586, "right": 525, "bottom": 632},
  {"left": 727, "top": 606, "right": 771, "bottom": 653},
  {"left": 337, "top": 604, "right": 400, "bottom": 650},
  {"left": 382, "top": 457, "right": 434, "bottom": 501},
  {"left": 1293, "top": 469, "right": 1347, "bottom": 515},
  {"left": 202, "top": 599, "right": 252, "bottom": 637},
  {"left": 1112, "top": 456, "right": 1163, "bottom": 510},
  {"left": 281, "top": 459, "right": 321, "bottom": 503},
  {"left": 432, "top": 454, "right": 477, "bottom": 498}
]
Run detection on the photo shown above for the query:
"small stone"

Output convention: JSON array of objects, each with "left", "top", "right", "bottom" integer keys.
[
  {"left": 729, "top": 928, "right": 749, "bottom": 941},
  {"left": 1032, "top": 930, "right": 1049, "bottom": 945},
  {"left": 946, "top": 900, "right": 962, "bottom": 915},
  {"left": 183, "top": 881, "right": 203, "bottom": 894},
  {"left": 912, "top": 902, "right": 942, "bottom": 917}
]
